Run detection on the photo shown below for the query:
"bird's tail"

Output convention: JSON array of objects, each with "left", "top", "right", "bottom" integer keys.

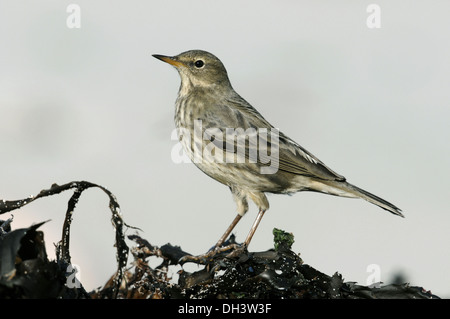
[{"left": 341, "top": 182, "right": 404, "bottom": 217}]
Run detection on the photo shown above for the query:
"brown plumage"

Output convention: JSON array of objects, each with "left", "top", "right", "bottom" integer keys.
[{"left": 153, "top": 50, "right": 403, "bottom": 256}]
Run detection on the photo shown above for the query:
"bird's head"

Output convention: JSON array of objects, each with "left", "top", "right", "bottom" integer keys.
[{"left": 153, "top": 50, "right": 232, "bottom": 91}]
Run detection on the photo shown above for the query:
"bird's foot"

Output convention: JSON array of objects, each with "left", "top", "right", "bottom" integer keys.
[
  {"left": 224, "top": 244, "right": 248, "bottom": 259},
  {"left": 178, "top": 243, "right": 245, "bottom": 265}
]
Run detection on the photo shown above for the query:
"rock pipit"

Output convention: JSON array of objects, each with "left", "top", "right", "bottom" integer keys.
[{"left": 153, "top": 50, "right": 403, "bottom": 261}]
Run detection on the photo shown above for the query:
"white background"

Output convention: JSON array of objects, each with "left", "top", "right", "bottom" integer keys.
[{"left": 1, "top": 1, "right": 449, "bottom": 297}]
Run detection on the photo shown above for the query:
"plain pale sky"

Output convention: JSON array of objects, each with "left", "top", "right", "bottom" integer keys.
[{"left": 1, "top": 1, "right": 449, "bottom": 297}]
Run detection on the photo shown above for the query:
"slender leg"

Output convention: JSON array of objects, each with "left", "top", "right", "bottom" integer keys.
[
  {"left": 215, "top": 214, "right": 242, "bottom": 248},
  {"left": 243, "top": 209, "right": 266, "bottom": 247},
  {"left": 224, "top": 209, "right": 267, "bottom": 259},
  {"left": 178, "top": 214, "right": 243, "bottom": 264},
  {"left": 178, "top": 210, "right": 267, "bottom": 264}
]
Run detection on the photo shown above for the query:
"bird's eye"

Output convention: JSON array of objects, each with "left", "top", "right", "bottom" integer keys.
[{"left": 194, "top": 60, "right": 204, "bottom": 68}]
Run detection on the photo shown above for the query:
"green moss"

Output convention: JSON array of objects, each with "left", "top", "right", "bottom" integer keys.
[{"left": 273, "top": 228, "right": 295, "bottom": 250}]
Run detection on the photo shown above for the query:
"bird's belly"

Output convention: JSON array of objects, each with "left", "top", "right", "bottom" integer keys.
[
  {"left": 177, "top": 124, "right": 293, "bottom": 193},
  {"left": 194, "top": 160, "right": 296, "bottom": 195},
  {"left": 197, "top": 161, "right": 272, "bottom": 187}
]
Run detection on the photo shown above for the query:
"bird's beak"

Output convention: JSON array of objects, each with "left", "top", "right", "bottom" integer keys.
[{"left": 153, "top": 54, "right": 185, "bottom": 68}]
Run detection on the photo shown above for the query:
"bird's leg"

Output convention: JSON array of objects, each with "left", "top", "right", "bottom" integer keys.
[
  {"left": 226, "top": 209, "right": 266, "bottom": 258},
  {"left": 244, "top": 209, "right": 266, "bottom": 247},
  {"left": 214, "top": 214, "right": 242, "bottom": 248},
  {"left": 178, "top": 210, "right": 268, "bottom": 264},
  {"left": 178, "top": 214, "right": 243, "bottom": 264}
]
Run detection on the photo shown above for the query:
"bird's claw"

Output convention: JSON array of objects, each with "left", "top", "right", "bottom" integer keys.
[
  {"left": 178, "top": 243, "right": 245, "bottom": 265},
  {"left": 224, "top": 244, "right": 248, "bottom": 259}
]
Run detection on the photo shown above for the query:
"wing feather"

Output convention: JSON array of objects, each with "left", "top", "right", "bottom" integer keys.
[{"left": 199, "top": 93, "right": 345, "bottom": 181}]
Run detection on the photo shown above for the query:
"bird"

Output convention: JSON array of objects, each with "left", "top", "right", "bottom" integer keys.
[{"left": 153, "top": 50, "right": 403, "bottom": 259}]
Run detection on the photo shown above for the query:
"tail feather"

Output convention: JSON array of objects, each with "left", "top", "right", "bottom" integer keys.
[{"left": 344, "top": 182, "right": 404, "bottom": 217}]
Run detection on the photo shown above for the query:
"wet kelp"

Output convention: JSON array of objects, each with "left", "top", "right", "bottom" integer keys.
[
  {"left": 117, "top": 231, "right": 437, "bottom": 299},
  {"left": 0, "top": 181, "right": 439, "bottom": 299},
  {"left": 0, "top": 181, "right": 129, "bottom": 298}
]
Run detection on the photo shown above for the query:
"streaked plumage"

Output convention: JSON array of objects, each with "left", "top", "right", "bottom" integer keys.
[{"left": 153, "top": 50, "right": 403, "bottom": 253}]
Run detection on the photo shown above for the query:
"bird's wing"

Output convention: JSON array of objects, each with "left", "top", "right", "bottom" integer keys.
[
  {"left": 276, "top": 132, "right": 346, "bottom": 181},
  {"left": 200, "top": 94, "right": 346, "bottom": 182}
]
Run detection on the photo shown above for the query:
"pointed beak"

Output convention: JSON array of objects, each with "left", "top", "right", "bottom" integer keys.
[{"left": 152, "top": 54, "right": 185, "bottom": 68}]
